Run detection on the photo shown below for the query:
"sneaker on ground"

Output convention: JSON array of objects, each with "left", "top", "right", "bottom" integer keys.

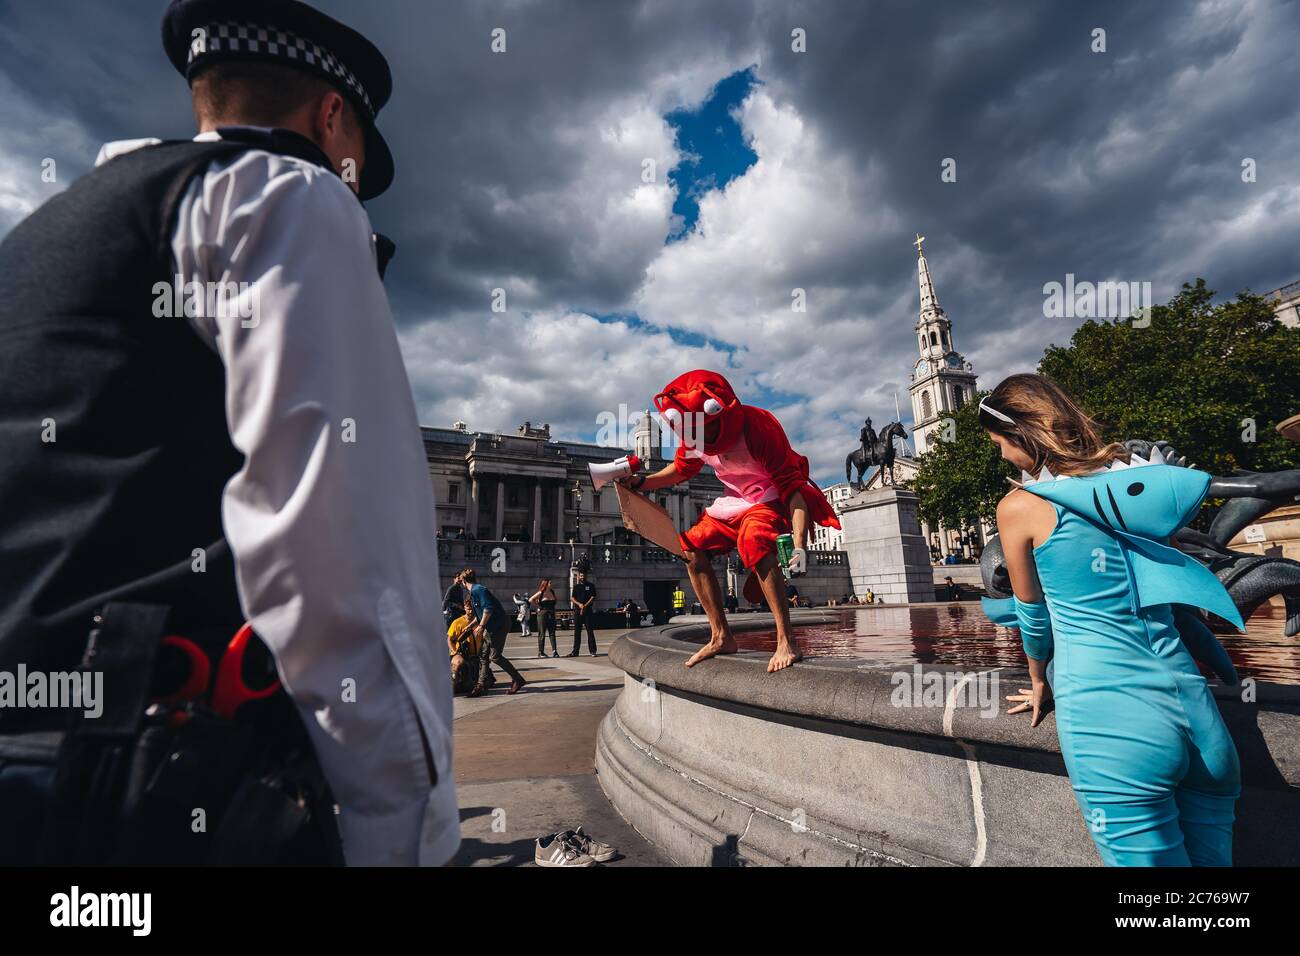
[
  {"left": 535, "top": 832, "right": 594, "bottom": 867},
  {"left": 562, "top": 826, "right": 616, "bottom": 863}
]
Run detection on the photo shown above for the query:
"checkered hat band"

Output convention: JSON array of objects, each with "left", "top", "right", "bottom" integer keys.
[{"left": 187, "top": 20, "right": 375, "bottom": 117}]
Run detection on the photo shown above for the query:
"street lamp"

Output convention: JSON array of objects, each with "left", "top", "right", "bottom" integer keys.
[
  {"left": 568, "top": 480, "right": 587, "bottom": 599},
  {"left": 570, "top": 480, "right": 583, "bottom": 566}
]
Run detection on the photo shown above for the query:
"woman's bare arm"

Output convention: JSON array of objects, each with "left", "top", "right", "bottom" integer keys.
[
  {"left": 997, "top": 489, "right": 1046, "bottom": 604},
  {"left": 997, "top": 489, "right": 1056, "bottom": 726}
]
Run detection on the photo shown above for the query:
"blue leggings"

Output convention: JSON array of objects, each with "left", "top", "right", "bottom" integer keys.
[
  {"left": 1059, "top": 678, "right": 1239, "bottom": 866},
  {"left": 1072, "top": 768, "right": 1237, "bottom": 866}
]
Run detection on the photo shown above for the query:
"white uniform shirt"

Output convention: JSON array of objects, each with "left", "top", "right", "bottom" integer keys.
[{"left": 94, "top": 132, "right": 459, "bottom": 866}]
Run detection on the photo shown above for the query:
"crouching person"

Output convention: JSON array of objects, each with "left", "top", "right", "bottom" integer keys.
[
  {"left": 448, "top": 599, "right": 495, "bottom": 695},
  {"left": 462, "top": 571, "right": 526, "bottom": 698}
]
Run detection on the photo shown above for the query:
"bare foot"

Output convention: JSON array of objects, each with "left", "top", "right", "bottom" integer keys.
[
  {"left": 767, "top": 640, "right": 802, "bottom": 673},
  {"left": 685, "top": 633, "right": 737, "bottom": 667}
]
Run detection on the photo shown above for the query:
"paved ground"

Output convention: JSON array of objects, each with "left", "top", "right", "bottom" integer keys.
[{"left": 450, "top": 627, "right": 671, "bottom": 866}]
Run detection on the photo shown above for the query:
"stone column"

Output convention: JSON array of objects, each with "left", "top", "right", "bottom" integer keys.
[
  {"left": 669, "top": 493, "right": 680, "bottom": 530},
  {"left": 532, "top": 481, "right": 542, "bottom": 543},
  {"left": 468, "top": 475, "right": 480, "bottom": 537},
  {"left": 494, "top": 480, "right": 505, "bottom": 541},
  {"left": 556, "top": 484, "right": 565, "bottom": 543}
]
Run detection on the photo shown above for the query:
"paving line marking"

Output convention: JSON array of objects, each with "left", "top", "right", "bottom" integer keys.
[{"left": 942, "top": 668, "right": 1003, "bottom": 868}]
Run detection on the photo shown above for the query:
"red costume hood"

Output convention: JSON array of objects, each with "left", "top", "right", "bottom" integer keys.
[
  {"left": 657, "top": 370, "right": 840, "bottom": 531},
  {"left": 653, "top": 369, "right": 744, "bottom": 456}
]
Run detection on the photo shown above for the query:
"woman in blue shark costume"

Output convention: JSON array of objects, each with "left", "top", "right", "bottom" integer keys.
[{"left": 979, "top": 374, "right": 1245, "bottom": 867}]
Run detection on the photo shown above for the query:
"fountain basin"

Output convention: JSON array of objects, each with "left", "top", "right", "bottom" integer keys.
[{"left": 595, "top": 609, "right": 1300, "bottom": 866}]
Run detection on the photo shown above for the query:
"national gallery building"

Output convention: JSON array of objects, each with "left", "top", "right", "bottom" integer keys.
[{"left": 422, "top": 419, "right": 724, "bottom": 546}]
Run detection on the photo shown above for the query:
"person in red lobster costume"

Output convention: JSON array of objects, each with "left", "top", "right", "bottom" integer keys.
[{"left": 621, "top": 370, "right": 840, "bottom": 671}]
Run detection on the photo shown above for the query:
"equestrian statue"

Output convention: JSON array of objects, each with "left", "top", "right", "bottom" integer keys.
[{"left": 846, "top": 418, "right": 909, "bottom": 489}]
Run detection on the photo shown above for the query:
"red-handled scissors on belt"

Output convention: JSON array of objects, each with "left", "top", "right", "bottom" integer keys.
[{"left": 211, "top": 622, "right": 282, "bottom": 721}]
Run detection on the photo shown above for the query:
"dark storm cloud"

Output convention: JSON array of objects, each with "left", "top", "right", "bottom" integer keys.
[
  {"left": 1, "top": 0, "right": 1296, "bottom": 479},
  {"left": 745, "top": 0, "right": 1300, "bottom": 366},
  {"left": 348, "top": 0, "right": 766, "bottom": 318}
]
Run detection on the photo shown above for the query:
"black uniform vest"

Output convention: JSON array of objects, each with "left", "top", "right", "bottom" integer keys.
[{"left": 0, "top": 130, "right": 341, "bottom": 686}]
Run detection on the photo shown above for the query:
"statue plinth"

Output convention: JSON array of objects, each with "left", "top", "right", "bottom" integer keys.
[{"left": 838, "top": 486, "right": 934, "bottom": 603}]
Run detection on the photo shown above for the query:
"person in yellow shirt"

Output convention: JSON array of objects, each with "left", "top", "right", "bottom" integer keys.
[{"left": 449, "top": 598, "right": 487, "bottom": 694}]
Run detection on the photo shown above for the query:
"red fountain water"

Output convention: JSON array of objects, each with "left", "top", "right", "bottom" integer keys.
[{"left": 719, "top": 603, "right": 1298, "bottom": 685}]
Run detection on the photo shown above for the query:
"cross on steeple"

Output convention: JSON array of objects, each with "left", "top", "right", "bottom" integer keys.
[{"left": 914, "top": 233, "right": 925, "bottom": 255}]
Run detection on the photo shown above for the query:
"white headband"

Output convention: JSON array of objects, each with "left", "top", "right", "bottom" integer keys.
[{"left": 979, "top": 398, "right": 1015, "bottom": 425}]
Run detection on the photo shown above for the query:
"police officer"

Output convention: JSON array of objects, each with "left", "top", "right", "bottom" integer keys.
[
  {"left": 0, "top": 0, "right": 457, "bottom": 865},
  {"left": 569, "top": 569, "right": 598, "bottom": 656}
]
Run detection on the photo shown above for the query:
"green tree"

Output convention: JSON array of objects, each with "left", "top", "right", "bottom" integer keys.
[
  {"left": 1039, "top": 280, "right": 1300, "bottom": 476},
  {"left": 910, "top": 280, "right": 1300, "bottom": 536},
  {"left": 911, "top": 394, "right": 1013, "bottom": 534}
]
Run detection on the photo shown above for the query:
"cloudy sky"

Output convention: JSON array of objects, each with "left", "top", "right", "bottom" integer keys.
[{"left": 2, "top": 0, "right": 1298, "bottom": 486}]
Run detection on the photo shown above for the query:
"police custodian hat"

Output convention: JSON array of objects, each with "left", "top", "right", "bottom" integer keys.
[{"left": 161, "top": 0, "right": 394, "bottom": 199}]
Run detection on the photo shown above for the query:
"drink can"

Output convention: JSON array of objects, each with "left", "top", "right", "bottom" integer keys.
[{"left": 776, "top": 533, "right": 795, "bottom": 568}]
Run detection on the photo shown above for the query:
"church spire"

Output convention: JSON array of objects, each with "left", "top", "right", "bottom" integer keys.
[
  {"left": 915, "top": 233, "right": 945, "bottom": 326},
  {"left": 907, "top": 234, "right": 977, "bottom": 455}
]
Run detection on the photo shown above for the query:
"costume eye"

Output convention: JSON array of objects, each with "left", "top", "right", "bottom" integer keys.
[
  {"left": 1127, "top": 482, "right": 1144, "bottom": 496},
  {"left": 662, "top": 407, "right": 682, "bottom": 428},
  {"left": 703, "top": 398, "right": 723, "bottom": 415}
]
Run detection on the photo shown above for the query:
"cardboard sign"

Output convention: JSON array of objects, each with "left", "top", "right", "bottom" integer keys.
[{"left": 615, "top": 483, "right": 686, "bottom": 558}]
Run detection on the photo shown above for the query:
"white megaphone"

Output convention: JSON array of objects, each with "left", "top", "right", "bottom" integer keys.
[{"left": 588, "top": 453, "right": 643, "bottom": 491}]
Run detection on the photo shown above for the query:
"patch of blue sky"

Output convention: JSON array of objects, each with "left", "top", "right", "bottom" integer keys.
[
  {"left": 665, "top": 67, "right": 759, "bottom": 241},
  {"left": 586, "top": 311, "right": 739, "bottom": 355}
]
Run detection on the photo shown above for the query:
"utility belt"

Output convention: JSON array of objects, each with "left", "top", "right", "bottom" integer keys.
[{"left": 0, "top": 602, "right": 343, "bottom": 866}]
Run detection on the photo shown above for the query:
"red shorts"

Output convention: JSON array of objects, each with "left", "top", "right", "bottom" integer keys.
[{"left": 679, "top": 502, "right": 791, "bottom": 569}]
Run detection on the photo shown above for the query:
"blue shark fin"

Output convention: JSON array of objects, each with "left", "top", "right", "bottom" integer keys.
[
  {"left": 1021, "top": 462, "right": 1244, "bottom": 632},
  {"left": 1114, "top": 528, "right": 1246, "bottom": 631}
]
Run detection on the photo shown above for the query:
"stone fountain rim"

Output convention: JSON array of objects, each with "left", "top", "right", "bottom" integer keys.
[{"left": 608, "top": 611, "right": 1300, "bottom": 787}]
